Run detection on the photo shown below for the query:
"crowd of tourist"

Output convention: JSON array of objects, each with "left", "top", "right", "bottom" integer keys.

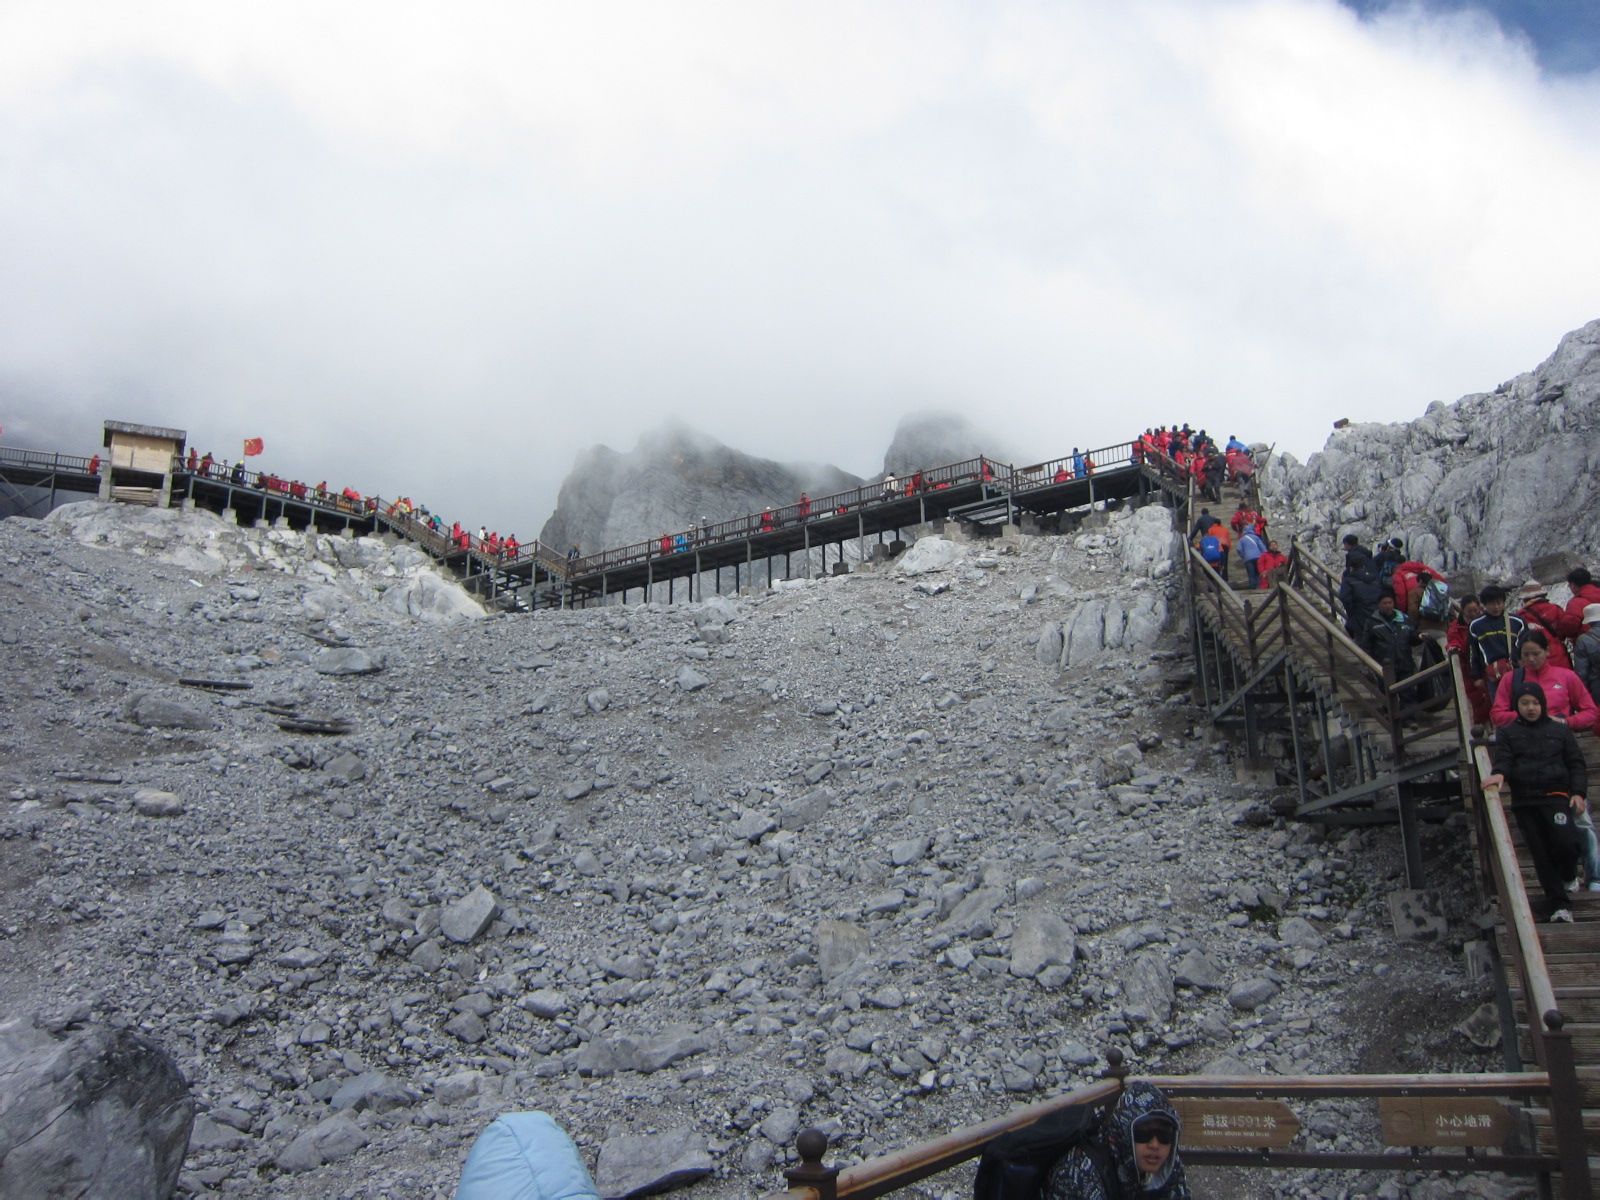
[
  {"left": 1138, "top": 426, "right": 1256, "bottom": 502},
  {"left": 1334, "top": 533, "right": 1600, "bottom": 922}
]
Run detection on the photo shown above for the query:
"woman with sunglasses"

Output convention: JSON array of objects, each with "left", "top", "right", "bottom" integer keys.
[{"left": 1044, "top": 1081, "right": 1190, "bottom": 1199}]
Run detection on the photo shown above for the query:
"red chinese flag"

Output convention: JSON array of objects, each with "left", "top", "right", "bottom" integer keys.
[{"left": 242, "top": 437, "right": 264, "bottom": 457}]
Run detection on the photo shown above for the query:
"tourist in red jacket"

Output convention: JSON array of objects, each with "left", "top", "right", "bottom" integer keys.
[
  {"left": 1518, "top": 581, "right": 1575, "bottom": 669},
  {"left": 1255, "top": 542, "right": 1288, "bottom": 589},
  {"left": 1391, "top": 560, "right": 1445, "bottom": 620},
  {"left": 1563, "top": 568, "right": 1600, "bottom": 631}
]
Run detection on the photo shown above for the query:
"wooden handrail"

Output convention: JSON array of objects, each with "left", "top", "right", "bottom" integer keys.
[
  {"left": 1144, "top": 1070, "right": 1551, "bottom": 1097},
  {"left": 760, "top": 1077, "right": 1123, "bottom": 1200},
  {"left": 1277, "top": 585, "right": 1387, "bottom": 676},
  {"left": 764, "top": 1068, "right": 1563, "bottom": 1200},
  {"left": 1474, "top": 742, "right": 1563, "bottom": 1030}
]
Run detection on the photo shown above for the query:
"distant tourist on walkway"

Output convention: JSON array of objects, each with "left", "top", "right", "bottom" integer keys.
[
  {"left": 881, "top": 474, "right": 898, "bottom": 502},
  {"left": 1517, "top": 580, "right": 1576, "bottom": 669},
  {"left": 1565, "top": 567, "right": 1600, "bottom": 630}
]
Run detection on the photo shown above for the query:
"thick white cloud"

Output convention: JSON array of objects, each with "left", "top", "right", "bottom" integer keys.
[{"left": 2, "top": 0, "right": 1597, "bottom": 537}]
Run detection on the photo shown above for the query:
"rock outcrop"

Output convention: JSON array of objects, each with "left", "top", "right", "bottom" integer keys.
[
  {"left": 0, "top": 1017, "right": 193, "bottom": 1197},
  {"left": 881, "top": 411, "right": 1017, "bottom": 478},
  {"left": 1258, "top": 318, "right": 1600, "bottom": 579},
  {"left": 538, "top": 422, "right": 862, "bottom": 555},
  {"left": 44, "top": 501, "right": 482, "bottom": 623}
]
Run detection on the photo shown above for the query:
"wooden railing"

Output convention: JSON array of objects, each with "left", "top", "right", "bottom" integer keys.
[
  {"left": 0, "top": 446, "right": 98, "bottom": 474},
  {"left": 1449, "top": 655, "right": 1590, "bottom": 1191},
  {"left": 568, "top": 440, "right": 1143, "bottom": 578},
  {"left": 764, "top": 1055, "right": 1570, "bottom": 1200}
]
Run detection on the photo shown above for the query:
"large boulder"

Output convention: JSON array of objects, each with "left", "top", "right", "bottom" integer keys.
[
  {"left": 0, "top": 1018, "right": 193, "bottom": 1197},
  {"left": 382, "top": 570, "right": 483, "bottom": 621},
  {"left": 593, "top": 1127, "right": 712, "bottom": 1200},
  {"left": 1118, "top": 505, "right": 1183, "bottom": 577},
  {"left": 895, "top": 536, "right": 966, "bottom": 577}
]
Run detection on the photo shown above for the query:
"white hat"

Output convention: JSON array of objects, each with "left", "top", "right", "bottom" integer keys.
[
  {"left": 1518, "top": 578, "right": 1548, "bottom": 600},
  {"left": 1583, "top": 603, "right": 1600, "bottom": 626}
]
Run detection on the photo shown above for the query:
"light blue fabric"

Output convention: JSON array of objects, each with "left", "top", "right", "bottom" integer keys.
[{"left": 456, "top": 1111, "right": 600, "bottom": 1200}]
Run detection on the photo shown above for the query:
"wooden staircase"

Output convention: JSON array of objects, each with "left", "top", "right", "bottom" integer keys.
[{"left": 1146, "top": 454, "right": 1599, "bottom": 1191}]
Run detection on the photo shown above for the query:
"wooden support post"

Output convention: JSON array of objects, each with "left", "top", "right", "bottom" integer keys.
[
  {"left": 1542, "top": 1021, "right": 1592, "bottom": 1200},
  {"left": 1284, "top": 662, "right": 1308, "bottom": 805},
  {"left": 1398, "top": 784, "right": 1424, "bottom": 889}
]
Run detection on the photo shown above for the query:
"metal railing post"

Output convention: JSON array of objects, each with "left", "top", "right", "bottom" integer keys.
[{"left": 1542, "top": 1019, "right": 1592, "bottom": 1199}]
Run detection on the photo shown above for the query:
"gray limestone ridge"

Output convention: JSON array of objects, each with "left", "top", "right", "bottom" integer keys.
[
  {"left": 880, "top": 411, "right": 1019, "bottom": 477},
  {"left": 1257, "top": 317, "right": 1600, "bottom": 577},
  {"left": 537, "top": 422, "right": 863, "bottom": 554},
  {"left": 538, "top": 412, "right": 1014, "bottom": 555}
]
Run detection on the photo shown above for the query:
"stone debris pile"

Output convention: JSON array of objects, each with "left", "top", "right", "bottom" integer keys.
[{"left": 0, "top": 499, "right": 1494, "bottom": 1198}]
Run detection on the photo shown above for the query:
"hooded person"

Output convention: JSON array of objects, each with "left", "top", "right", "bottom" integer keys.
[
  {"left": 456, "top": 1110, "right": 599, "bottom": 1200},
  {"left": 1516, "top": 579, "right": 1577, "bottom": 666},
  {"left": 1044, "top": 1082, "right": 1190, "bottom": 1200},
  {"left": 1339, "top": 548, "right": 1382, "bottom": 639},
  {"left": 1574, "top": 602, "right": 1600, "bottom": 706},
  {"left": 1485, "top": 680, "right": 1589, "bottom": 922}
]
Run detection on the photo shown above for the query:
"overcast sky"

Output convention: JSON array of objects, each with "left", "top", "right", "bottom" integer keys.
[{"left": 2, "top": 0, "right": 1598, "bottom": 539}]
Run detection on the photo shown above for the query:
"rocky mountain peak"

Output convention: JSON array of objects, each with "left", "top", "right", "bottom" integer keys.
[
  {"left": 538, "top": 422, "right": 862, "bottom": 554},
  {"left": 1258, "top": 316, "right": 1600, "bottom": 580},
  {"left": 882, "top": 411, "right": 1015, "bottom": 477}
]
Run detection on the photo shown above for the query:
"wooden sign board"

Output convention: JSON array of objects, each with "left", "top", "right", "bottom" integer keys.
[
  {"left": 1379, "top": 1097, "right": 1512, "bottom": 1148},
  {"left": 1172, "top": 1099, "right": 1300, "bottom": 1149}
]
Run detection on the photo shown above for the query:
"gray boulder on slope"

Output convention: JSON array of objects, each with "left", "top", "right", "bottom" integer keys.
[{"left": 0, "top": 1018, "right": 193, "bottom": 1198}]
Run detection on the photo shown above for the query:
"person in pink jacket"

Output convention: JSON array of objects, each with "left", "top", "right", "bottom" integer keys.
[{"left": 1491, "top": 629, "right": 1598, "bottom": 733}]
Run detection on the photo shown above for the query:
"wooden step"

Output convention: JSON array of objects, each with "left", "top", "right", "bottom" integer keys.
[
  {"left": 1517, "top": 1022, "right": 1600, "bottom": 1061},
  {"left": 1525, "top": 1106, "right": 1600, "bottom": 1155},
  {"left": 1511, "top": 987, "right": 1600, "bottom": 1025},
  {"left": 1500, "top": 923, "right": 1600, "bottom": 964},
  {"left": 1583, "top": 1067, "right": 1600, "bottom": 1108}
]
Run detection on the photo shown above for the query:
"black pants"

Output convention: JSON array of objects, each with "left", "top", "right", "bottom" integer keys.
[{"left": 1513, "top": 800, "right": 1583, "bottom": 916}]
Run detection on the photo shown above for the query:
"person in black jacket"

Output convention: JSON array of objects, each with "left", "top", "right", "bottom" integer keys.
[
  {"left": 1340, "top": 549, "right": 1382, "bottom": 640},
  {"left": 1485, "top": 680, "right": 1589, "bottom": 922},
  {"left": 1363, "top": 590, "right": 1420, "bottom": 679}
]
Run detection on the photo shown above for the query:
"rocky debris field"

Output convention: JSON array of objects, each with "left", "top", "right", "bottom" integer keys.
[{"left": 0, "top": 501, "right": 1508, "bottom": 1199}]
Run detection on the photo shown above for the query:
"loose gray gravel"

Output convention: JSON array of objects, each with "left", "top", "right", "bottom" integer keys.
[{"left": 0, "top": 501, "right": 1507, "bottom": 1199}]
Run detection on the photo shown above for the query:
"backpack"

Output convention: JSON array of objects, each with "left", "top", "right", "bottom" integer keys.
[
  {"left": 973, "top": 1103, "right": 1112, "bottom": 1200},
  {"left": 1418, "top": 578, "right": 1450, "bottom": 621},
  {"left": 1199, "top": 534, "right": 1222, "bottom": 564}
]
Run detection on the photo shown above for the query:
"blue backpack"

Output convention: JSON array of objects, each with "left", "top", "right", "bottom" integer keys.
[{"left": 1199, "top": 534, "right": 1223, "bottom": 564}]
